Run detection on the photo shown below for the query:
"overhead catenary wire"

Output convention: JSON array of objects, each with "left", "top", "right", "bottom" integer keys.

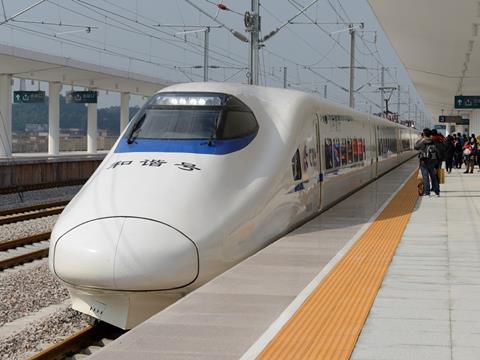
[
  {"left": 0, "top": 0, "right": 48, "bottom": 26},
  {"left": 98, "top": 0, "right": 248, "bottom": 66},
  {"left": 260, "top": 3, "right": 341, "bottom": 67},
  {"left": 10, "top": 18, "right": 97, "bottom": 29},
  {"left": 288, "top": 0, "right": 378, "bottom": 83},
  {"left": 8, "top": 21, "right": 247, "bottom": 83},
  {"left": 261, "top": 0, "right": 322, "bottom": 42},
  {"left": 1, "top": 0, "right": 7, "bottom": 21},
  {"left": 38, "top": 0, "right": 253, "bottom": 82},
  {"left": 1, "top": 2, "right": 271, "bottom": 85},
  {"left": 0, "top": 0, "right": 426, "bottom": 120},
  {"left": 261, "top": 0, "right": 379, "bottom": 109},
  {"left": 183, "top": 0, "right": 248, "bottom": 42},
  {"left": 202, "top": 0, "right": 244, "bottom": 17},
  {"left": 67, "top": 0, "right": 247, "bottom": 68}
]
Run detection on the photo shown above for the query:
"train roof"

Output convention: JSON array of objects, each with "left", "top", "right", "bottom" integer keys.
[{"left": 157, "top": 82, "right": 419, "bottom": 132}]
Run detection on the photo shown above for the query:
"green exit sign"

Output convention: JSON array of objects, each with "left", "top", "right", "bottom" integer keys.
[
  {"left": 455, "top": 95, "right": 480, "bottom": 109},
  {"left": 66, "top": 91, "right": 98, "bottom": 104},
  {"left": 13, "top": 91, "right": 45, "bottom": 104}
]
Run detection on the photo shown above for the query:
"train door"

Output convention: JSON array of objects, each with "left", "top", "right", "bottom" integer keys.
[
  {"left": 374, "top": 125, "right": 379, "bottom": 178},
  {"left": 315, "top": 114, "right": 323, "bottom": 210}
]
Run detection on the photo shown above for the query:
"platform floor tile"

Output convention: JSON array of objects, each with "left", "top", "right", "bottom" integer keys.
[{"left": 352, "top": 169, "right": 480, "bottom": 360}]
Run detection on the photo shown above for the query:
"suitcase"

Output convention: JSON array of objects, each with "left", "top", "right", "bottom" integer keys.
[
  {"left": 437, "top": 168, "right": 445, "bottom": 184},
  {"left": 417, "top": 170, "right": 423, "bottom": 196}
]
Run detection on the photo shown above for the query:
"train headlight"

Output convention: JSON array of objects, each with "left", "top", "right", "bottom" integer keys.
[{"left": 154, "top": 94, "right": 223, "bottom": 106}]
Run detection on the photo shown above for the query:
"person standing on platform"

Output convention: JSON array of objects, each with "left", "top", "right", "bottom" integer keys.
[
  {"left": 445, "top": 135, "right": 455, "bottom": 174},
  {"left": 463, "top": 138, "right": 476, "bottom": 174},
  {"left": 415, "top": 128, "right": 440, "bottom": 197},
  {"left": 454, "top": 135, "right": 463, "bottom": 168},
  {"left": 431, "top": 129, "right": 446, "bottom": 182}
]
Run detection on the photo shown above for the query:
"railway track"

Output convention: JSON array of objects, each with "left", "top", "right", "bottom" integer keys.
[
  {"left": 0, "top": 233, "right": 51, "bottom": 271},
  {"left": 29, "top": 322, "right": 125, "bottom": 360},
  {"left": 0, "top": 201, "right": 68, "bottom": 226}
]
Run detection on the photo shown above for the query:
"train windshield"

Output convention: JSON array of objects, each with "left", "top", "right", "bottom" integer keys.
[
  {"left": 130, "top": 109, "right": 220, "bottom": 141},
  {"left": 125, "top": 92, "right": 258, "bottom": 143}
]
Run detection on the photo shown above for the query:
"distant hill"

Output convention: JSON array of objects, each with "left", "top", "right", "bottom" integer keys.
[{"left": 13, "top": 95, "right": 140, "bottom": 134}]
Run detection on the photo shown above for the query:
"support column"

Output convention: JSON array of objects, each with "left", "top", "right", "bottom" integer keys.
[
  {"left": 87, "top": 102, "right": 97, "bottom": 154},
  {"left": 48, "top": 82, "right": 61, "bottom": 155},
  {"left": 120, "top": 92, "right": 130, "bottom": 133},
  {"left": 470, "top": 110, "right": 480, "bottom": 136},
  {"left": 0, "top": 75, "right": 12, "bottom": 157}
]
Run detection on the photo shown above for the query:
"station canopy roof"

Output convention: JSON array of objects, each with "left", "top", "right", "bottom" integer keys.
[
  {"left": 368, "top": 0, "right": 479, "bottom": 116},
  {"left": 0, "top": 43, "right": 172, "bottom": 96}
]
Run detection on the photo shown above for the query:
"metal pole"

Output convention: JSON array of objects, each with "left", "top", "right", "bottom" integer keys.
[
  {"left": 381, "top": 67, "right": 385, "bottom": 115},
  {"left": 397, "top": 84, "right": 401, "bottom": 120},
  {"left": 283, "top": 67, "right": 287, "bottom": 88},
  {"left": 204, "top": 27, "right": 210, "bottom": 82},
  {"left": 249, "top": 0, "right": 260, "bottom": 85},
  {"left": 414, "top": 103, "right": 418, "bottom": 126},
  {"left": 349, "top": 26, "right": 355, "bottom": 108},
  {"left": 324, "top": 84, "right": 327, "bottom": 99},
  {"left": 407, "top": 87, "right": 411, "bottom": 121}
]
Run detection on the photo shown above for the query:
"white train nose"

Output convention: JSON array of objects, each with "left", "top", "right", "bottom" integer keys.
[{"left": 52, "top": 217, "right": 198, "bottom": 291}]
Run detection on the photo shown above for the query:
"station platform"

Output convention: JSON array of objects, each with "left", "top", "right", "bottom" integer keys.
[
  {"left": 89, "top": 158, "right": 479, "bottom": 359},
  {"left": 0, "top": 151, "right": 107, "bottom": 165},
  {"left": 0, "top": 152, "right": 107, "bottom": 192}
]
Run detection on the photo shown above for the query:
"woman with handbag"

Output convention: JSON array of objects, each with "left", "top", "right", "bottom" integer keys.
[{"left": 463, "top": 139, "right": 476, "bottom": 173}]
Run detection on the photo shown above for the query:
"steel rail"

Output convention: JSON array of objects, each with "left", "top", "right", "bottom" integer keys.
[
  {"left": 0, "top": 232, "right": 51, "bottom": 252},
  {"left": 0, "top": 200, "right": 69, "bottom": 217},
  {"left": 29, "top": 323, "right": 125, "bottom": 360},
  {"left": 0, "top": 202, "right": 68, "bottom": 226},
  {"left": 0, "top": 248, "right": 49, "bottom": 270}
]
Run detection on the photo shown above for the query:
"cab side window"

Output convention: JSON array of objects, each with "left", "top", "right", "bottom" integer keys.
[
  {"left": 219, "top": 111, "right": 258, "bottom": 139},
  {"left": 292, "top": 149, "right": 302, "bottom": 180}
]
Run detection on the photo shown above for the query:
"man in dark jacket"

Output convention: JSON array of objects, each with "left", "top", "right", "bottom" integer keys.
[
  {"left": 431, "top": 129, "right": 446, "bottom": 182},
  {"left": 415, "top": 128, "right": 440, "bottom": 196}
]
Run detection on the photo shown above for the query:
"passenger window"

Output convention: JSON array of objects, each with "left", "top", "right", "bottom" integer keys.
[
  {"left": 357, "top": 138, "right": 363, "bottom": 161},
  {"left": 347, "top": 138, "right": 353, "bottom": 163},
  {"left": 325, "top": 138, "right": 333, "bottom": 169},
  {"left": 220, "top": 111, "right": 258, "bottom": 139},
  {"left": 292, "top": 149, "right": 302, "bottom": 180},
  {"left": 341, "top": 139, "right": 347, "bottom": 166},
  {"left": 333, "top": 138, "right": 341, "bottom": 168},
  {"left": 353, "top": 139, "right": 359, "bottom": 162}
]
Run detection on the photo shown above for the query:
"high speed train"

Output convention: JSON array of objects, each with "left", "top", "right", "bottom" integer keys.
[{"left": 48, "top": 82, "right": 419, "bottom": 329}]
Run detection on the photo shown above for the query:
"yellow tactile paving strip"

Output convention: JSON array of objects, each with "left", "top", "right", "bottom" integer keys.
[{"left": 259, "top": 173, "right": 418, "bottom": 360}]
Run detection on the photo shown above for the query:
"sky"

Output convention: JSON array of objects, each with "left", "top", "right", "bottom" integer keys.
[{"left": 0, "top": 0, "right": 430, "bottom": 124}]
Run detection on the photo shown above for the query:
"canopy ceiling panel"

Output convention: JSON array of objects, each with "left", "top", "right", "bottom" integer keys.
[{"left": 368, "top": 0, "right": 480, "bottom": 116}]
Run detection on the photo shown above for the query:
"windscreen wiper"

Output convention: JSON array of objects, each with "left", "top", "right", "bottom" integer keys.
[
  {"left": 127, "top": 116, "right": 145, "bottom": 144},
  {"left": 207, "top": 115, "right": 220, "bottom": 146},
  {"left": 207, "top": 129, "right": 216, "bottom": 147}
]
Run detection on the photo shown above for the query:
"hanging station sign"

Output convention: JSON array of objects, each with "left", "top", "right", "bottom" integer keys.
[
  {"left": 13, "top": 91, "right": 45, "bottom": 104},
  {"left": 438, "top": 115, "right": 462, "bottom": 123},
  {"left": 454, "top": 95, "right": 480, "bottom": 109},
  {"left": 66, "top": 91, "right": 98, "bottom": 104}
]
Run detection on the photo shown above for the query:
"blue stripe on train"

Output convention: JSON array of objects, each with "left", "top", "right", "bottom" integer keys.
[{"left": 114, "top": 133, "right": 256, "bottom": 155}]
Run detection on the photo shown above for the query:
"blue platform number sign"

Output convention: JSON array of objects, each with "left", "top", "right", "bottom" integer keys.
[
  {"left": 13, "top": 91, "right": 45, "bottom": 104},
  {"left": 66, "top": 91, "right": 98, "bottom": 104}
]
